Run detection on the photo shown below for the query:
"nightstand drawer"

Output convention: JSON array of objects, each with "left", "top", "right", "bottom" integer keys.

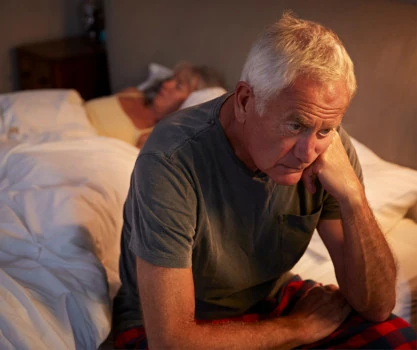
[
  {"left": 16, "top": 37, "right": 110, "bottom": 100},
  {"left": 18, "top": 56, "right": 54, "bottom": 89}
]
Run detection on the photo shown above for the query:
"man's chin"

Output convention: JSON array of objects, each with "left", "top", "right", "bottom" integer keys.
[{"left": 268, "top": 171, "right": 303, "bottom": 186}]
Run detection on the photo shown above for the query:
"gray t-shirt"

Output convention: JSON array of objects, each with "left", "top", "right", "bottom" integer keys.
[{"left": 113, "top": 93, "right": 363, "bottom": 331}]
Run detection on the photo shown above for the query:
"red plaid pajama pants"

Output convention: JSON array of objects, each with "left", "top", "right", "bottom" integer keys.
[{"left": 114, "top": 276, "right": 417, "bottom": 349}]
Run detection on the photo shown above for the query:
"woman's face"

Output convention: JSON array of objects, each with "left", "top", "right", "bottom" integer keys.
[{"left": 152, "top": 69, "right": 197, "bottom": 118}]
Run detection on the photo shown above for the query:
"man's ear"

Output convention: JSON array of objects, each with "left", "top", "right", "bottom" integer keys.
[{"left": 234, "top": 81, "right": 253, "bottom": 124}]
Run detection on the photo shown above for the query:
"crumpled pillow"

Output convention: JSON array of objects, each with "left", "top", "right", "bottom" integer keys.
[
  {"left": 0, "top": 89, "right": 95, "bottom": 142},
  {"left": 351, "top": 137, "right": 417, "bottom": 233},
  {"left": 137, "top": 63, "right": 173, "bottom": 91},
  {"left": 180, "top": 87, "right": 227, "bottom": 109}
]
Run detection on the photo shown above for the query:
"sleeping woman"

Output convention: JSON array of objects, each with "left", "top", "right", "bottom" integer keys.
[{"left": 85, "top": 62, "right": 225, "bottom": 148}]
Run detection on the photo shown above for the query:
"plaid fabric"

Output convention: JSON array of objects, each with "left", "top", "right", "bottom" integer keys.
[
  {"left": 114, "top": 326, "right": 148, "bottom": 349},
  {"left": 114, "top": 276, "right": 417, "bottom": 349}
]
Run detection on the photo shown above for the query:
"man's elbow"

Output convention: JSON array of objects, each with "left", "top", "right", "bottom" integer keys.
[
  {"left": 346, "top": 286, "right": 396, "bottom": 324},
  {"left": 359, "top": 301, "right": 395, "bottom": 323}
]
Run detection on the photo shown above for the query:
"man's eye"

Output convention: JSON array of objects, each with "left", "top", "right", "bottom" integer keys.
[
  {"left": 176, "top": 79, "right": 187, "bottom": 90},
  {"left": 288, "top": 123, "right": 302, "bottom": 133},
  {"left": 318, "top": 128, "right": 332, "bottom": 136}
]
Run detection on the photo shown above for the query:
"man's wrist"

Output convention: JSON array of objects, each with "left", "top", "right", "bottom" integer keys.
[
  {"left": 275, "top": 315, "right": 308, "bottom": 348},
  {"left": 341, "top": 186, "right": 366, "bottom": 210},
  {"left": 334, "top": 179, "right": 365, "bottom": 207}
]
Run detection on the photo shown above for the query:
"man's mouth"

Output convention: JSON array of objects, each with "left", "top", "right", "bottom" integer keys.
[{"left": 281, "top": 164, "right": 305, "bottom": 171}]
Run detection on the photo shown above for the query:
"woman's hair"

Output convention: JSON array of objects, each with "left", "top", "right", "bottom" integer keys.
[
  {"left": 193, "top": 65, "right": 226, "bottom": 89},
  {"left": 240, "top": 12, "right": 357, "bottom": 115},
  {"left": 173, "top": 61, "right": 226, "bottom": 90},
  {"left": 143, "top": 62, "right": 225, "bottom": 105}
]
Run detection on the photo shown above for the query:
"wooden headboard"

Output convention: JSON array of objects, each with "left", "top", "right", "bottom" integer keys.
[{"left": 104, "top": 0, "right": 417, "bottom": 169}]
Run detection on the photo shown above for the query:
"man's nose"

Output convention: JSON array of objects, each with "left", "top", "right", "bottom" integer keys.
[
  {"left": 294, "top": 134, "right": 318, "bottom": 164},
  {"left": 161, "top": 79, "right": 176, "bottom": 90}
]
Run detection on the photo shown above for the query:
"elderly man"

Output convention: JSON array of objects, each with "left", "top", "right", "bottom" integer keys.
[{"left": 113, "top": 13, "right": 417, "bottom": 349}]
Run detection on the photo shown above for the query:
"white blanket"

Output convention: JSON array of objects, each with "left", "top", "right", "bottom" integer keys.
[
  {"left": 292, "top": 218, "right": 417, "bottom": 329},
  {"left": 0, "top": 137, "right": 138, "bottom": 349},
  {"left": 1, "top": 130, "right": 416, "bottom": 348}
]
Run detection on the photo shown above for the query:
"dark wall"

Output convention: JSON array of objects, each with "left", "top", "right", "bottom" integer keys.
[
  {"left": 0, "top": 0, "right": 84, "bottom": 93},
  {"left": 104, "top": 0, "right": 417, "bottom": 169}
]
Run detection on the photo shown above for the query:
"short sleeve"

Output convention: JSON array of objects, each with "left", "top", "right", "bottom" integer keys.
[
  {"left": 320, "top": 126, "right": 364, "bottom": 219},
  {"left": 128, "top": 153, "right": 197, "bottom": 268}
]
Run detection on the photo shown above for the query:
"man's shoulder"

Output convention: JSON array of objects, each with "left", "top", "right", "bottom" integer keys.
[{"left": 140, "top": 94, "right": 227, "bottom": 160}]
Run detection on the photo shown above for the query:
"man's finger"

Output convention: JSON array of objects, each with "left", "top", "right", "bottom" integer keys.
[
  {"left": 324, "top": 284, "right": 339, "bottom": 292},
  {"left": 302, "top": 167, "right": 317, "bottom": 194}
]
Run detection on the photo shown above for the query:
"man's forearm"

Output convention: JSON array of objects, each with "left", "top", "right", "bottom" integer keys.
[
  {"left": 151, "top": 316, "right": 302, "bottom": 350},
  {"left": 337, "top": 189, "right": 396, "bottom": 322}
]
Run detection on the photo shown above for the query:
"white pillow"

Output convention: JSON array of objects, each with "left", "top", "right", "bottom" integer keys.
[
  {"left": 84, "top": 95, "right": 148, "bottom": 146},
  {"left": 406, "top": 203, "right": 417, "bottom": 222},
  {"left": 351, "top": 137, "right": 417, "bottom": 233},
  {"left": 137, "top": 63, "right": 173, "bottom": 91},
  {"left": 0, "top": 89, "right": 95, "bottom": 142},
  {"left": 180, "top": 87, "right": 227, "bottom": 109}
]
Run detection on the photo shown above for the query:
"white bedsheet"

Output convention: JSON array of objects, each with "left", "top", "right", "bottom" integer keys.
[
  {"left": 292, "top": 218, "right": 417, "bottom": 330},
  {"left": 0, "top": 137, "right": 138, "bottom": 349},
  {"left": 1, "top": 130, "right": 416, "bottom": 349}
]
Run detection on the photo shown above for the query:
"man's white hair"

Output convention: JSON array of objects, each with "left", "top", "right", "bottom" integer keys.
[{"left": 240, "top": 12, "right": 357, "bottom": 115}]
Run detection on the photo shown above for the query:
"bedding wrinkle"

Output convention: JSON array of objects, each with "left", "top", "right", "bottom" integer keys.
[
  {"left": 292, "top": 217, "right": 417, "bottom": 330},
  {"left": 0, "top": 85, "right": 414, "bottom": 347},
  {"left": 0, "top": 271, "right": 76, "bottom": 349},
  {"left": 0, "top": 136, "right": 138, "bottom": 349}
]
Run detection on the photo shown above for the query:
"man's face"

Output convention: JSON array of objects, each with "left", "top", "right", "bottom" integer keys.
[
  {"left": 152, "top": 70, "right": 194, "bottom": 117},
  {"left": 241, "top": 77, "right": 350, "bottom": 185}
]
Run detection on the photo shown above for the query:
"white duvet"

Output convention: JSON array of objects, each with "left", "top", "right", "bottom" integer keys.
[
  {"left": 292, "top": 218, "right": 417, "bottom": 330},
  {"left": 0, "top": 136, "right": 139, "bottom": 349},
  {"left": 1, "top": 126, "right": 416, "bottom": 349}
]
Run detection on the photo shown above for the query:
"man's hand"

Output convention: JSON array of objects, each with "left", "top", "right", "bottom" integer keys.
[
  {"left": 302, "top": 132, "right": 361, "bottom": 200},
  {"left": 303, "top": 131, "right": 397, "bottom": 322},
  {"left": 286, "top": 284, "right": 352, "bottom": 344}
]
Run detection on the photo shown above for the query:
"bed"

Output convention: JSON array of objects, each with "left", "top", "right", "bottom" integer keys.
[
  {"left": 0, "top": 85, "right": 416, "bottom": 349},
  {"left": 0, "top": 89, "right": 139, "bottom": 349}
]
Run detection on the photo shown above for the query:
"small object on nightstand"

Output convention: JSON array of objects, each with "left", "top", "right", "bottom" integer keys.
[
  {"left": 80, "top": 0, "right": 105, "bottom": 41},
  {"left": 16, "top": 36, "right": 110, "bottom": 100}
]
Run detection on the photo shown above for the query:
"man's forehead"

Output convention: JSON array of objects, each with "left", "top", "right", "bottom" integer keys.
[
  {"left": 289, "top": 113, "right": 342, "bottom": 127},
  {"left": 175, "top": 68, "right": 192, "bottom": 80},
  {"left": 272, "top": 77, "right": 350, "bottom": 112}
]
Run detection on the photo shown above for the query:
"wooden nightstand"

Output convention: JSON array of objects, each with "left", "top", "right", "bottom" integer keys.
[{"left": 16, "top": 36, "right": 110, "bottom": 100}]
